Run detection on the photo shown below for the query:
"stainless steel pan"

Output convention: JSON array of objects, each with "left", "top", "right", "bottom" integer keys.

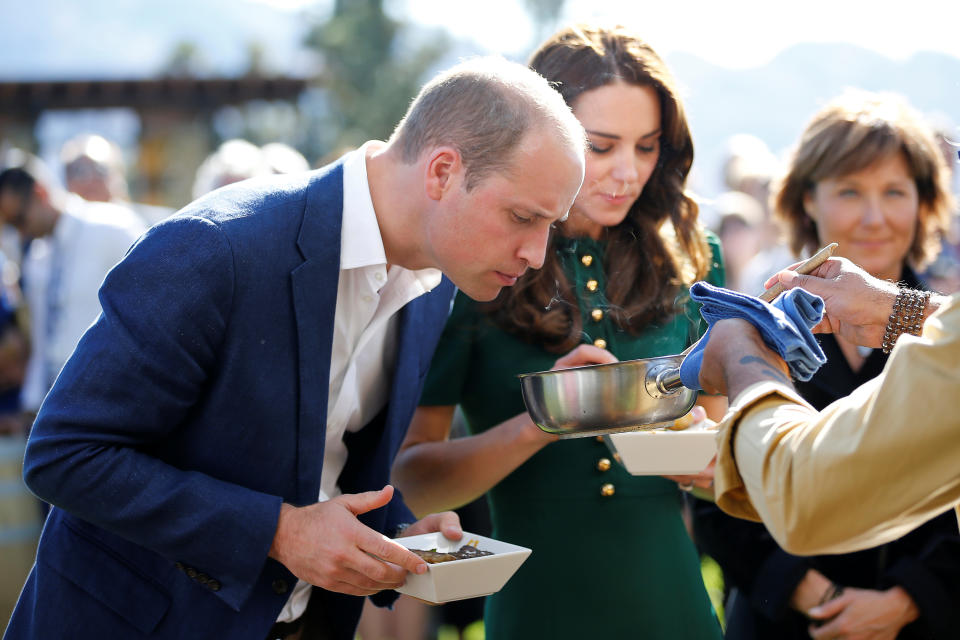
[{"left": 519, "top": 243, "right": 837, "bottom": 438}]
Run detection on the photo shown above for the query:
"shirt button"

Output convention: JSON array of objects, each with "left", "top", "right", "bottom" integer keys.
[
  {"left": 272, "top": 579, "right": 289, "bottom": 595},
  {"left": 208, "top": 579, "right": 221, "bottom": 592},
  {"left": 362, "top": 294, "right": 373, "bottom": 303},
  {"left": 586, "top": 279, "right": 598, "bottom": 292},
  {"left": 186, "top": 567, "right": 198, "bottom": 579},
  {"left": 593, "top": 338, "right": 607, "bottom": 349},
  {"left": 374, "top": 272, "right": 384, "bottom": 282},
  {"left": 196, "top": 573, "right": 210, "bottom": 585},
  {"left": 581, "top": 254, "right": 594, "bottom": 267},
  {"left": 591, "top": 308, "right": 603, "bottom": 322},
  {"left": 597, "top": 458, "right": 612, "bottom": 472},
  {"left": 601, "top": 483, "right": 615, "bottom": 497}
]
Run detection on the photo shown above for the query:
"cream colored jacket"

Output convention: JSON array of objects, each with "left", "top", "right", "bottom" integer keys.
[{"left": 714, "top": 293, "right": 960, "bottom": 555}]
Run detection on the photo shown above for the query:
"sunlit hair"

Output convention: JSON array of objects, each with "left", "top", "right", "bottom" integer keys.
[
  {"left": 775, "top": 90, "right": 955, "bottom": 269},
  {"left": 483, "top": 24, "right": 712, "bottom": 353},
  {"left": 389, "top": 55, "right": 586, "bottom": 190}
]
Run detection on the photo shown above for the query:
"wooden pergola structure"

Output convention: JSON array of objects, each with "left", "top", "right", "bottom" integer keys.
[{"left": 0, "top": 75, "right": 309, "bottom": 207}]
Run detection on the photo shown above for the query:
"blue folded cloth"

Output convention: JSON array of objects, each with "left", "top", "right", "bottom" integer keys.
[{"left": 678, "top": 281, "right": 827, "bottom": 391}]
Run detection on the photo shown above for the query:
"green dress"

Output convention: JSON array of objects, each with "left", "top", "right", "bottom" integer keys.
[{"left": 419, "top": 233, "right": 725, "bottom": 639}]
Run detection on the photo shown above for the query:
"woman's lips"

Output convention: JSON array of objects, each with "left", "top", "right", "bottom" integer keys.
[{"left": 599, "top": 192, "right": 634, "bottom": 205}]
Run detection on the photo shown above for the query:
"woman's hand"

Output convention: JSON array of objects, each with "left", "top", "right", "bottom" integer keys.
[
  {"left": 663, "top": 456, "right": 715, "bottom": 493},
  {"left": 551, "top": 343, "right": 618, "bottom": 370},
  {"left": 807, "top": 586, "right": 919, "bottom": 640}
]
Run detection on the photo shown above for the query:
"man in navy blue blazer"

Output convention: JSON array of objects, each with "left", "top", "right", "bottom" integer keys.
[{"left": 3, "top": 57, "right": 585, "bottom": 640}]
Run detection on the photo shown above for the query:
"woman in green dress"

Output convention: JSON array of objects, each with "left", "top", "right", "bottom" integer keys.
[{"left": 392, "top": 24, "right": 724, "bottom": 639}]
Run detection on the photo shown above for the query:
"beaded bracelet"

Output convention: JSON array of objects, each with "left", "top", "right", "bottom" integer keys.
[{"left": 880, "top": 287, "right": 931, "bottom": 354}]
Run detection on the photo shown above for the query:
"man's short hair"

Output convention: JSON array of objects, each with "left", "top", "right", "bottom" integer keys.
[
  {"left": 0, "top": 167, "right": 36, "bottom": 202},
  {"left": 389, "top": 56, "right": 585, "bottom": 190}
]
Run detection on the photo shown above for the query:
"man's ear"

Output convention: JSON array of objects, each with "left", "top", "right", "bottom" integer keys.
[{"left": 424, "top": 147, "right": 462, "bottom": 201}]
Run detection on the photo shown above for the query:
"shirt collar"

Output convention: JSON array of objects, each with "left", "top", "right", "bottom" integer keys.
[{"left": 339, "top": 141, "right": 442, "bottom": 292}]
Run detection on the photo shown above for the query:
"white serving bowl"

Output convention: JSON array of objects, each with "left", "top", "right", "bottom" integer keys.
[
  {"left": 393, "top": 531, "right": 531, "bottom": 603},
  {"left": 605, "top": 422, "right": 718, "bottom": 475}
]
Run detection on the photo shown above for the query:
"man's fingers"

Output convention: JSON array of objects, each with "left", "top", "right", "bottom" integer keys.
[
  {"left": 360, "top": 531, "right": 428, "bottom": 575},
  {"left": 336, "top": 485, "right": 395, "bottom": 516}
]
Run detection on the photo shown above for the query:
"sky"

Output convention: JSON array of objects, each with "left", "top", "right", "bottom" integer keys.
[
  {"left": 357, "top": 0, "right": 960, "bottom": 68},
  {"left": 3, "top": 0, "right": 959, "bottom": 79}
]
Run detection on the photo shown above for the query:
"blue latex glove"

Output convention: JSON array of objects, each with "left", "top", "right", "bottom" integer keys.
[{"left": 679, "top": 281, "right": 827, "bottom": 391}]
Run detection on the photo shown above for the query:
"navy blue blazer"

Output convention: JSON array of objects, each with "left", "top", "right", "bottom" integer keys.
[{"left": 6, "top": 162, "right": 455, "bottom": 639}]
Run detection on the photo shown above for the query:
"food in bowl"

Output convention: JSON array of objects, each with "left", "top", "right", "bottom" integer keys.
[{"left": 410, "top": 545, "right": 494, "bottom": 564}]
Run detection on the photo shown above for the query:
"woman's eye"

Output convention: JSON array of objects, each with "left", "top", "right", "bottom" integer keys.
[
  {"left": 886, "top": 188, "right": 906, "bottom": 197},
  {"left": 638, "top": 144, "right": 656, "bottom": 154},
  {"left": 838, "top": 189, "right": 859, "bottom": 197},
  {"left": 588, "top": 143, "right": 612, "bottom": 154}
]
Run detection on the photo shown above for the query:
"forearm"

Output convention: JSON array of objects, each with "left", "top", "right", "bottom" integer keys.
[
  {"left": 719, "top": 317, "right": 960, "bottom": 554},
  {"left": 392, "top": 412, "right": 552, "bottom": 517}
]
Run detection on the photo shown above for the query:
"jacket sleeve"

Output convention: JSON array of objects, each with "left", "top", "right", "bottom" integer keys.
[
  {"left": 23, "top": 215, "right": 282, "bottom": 612},
  {"left": 714, "top": 296, "right": 960, "bottom": 554}
]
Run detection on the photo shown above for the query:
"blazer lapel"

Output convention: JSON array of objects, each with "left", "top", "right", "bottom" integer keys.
[{"left": 290, "top": 162, "right": 344, "bottom": 505}]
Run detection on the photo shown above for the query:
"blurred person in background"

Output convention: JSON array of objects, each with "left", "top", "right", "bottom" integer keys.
[
  {"left": 191, "top": 138, "right": 311, "bottom": 199},
  {"left": 710, "top": 190, "right": 764, "bottom": 293},
  {"left": 60, "top": 133, "right": 173, "bottom": 226},
  {"left": 920, "top": 118, "right": 960, "bottom": 293},
  {"left": 60, "top": 134, "right": 129, "bottom": 204},
  {"left": 261, "top": 142, "right": 311, "bottom": 176},
  {"left": 0, "top": 157, "right": 146, "bottom": 418},
  {"left": 5, "top": 56, "right": 586, "bottom": 640},
  {"left": 393, "top": 24, "right": 725, "bottom": 640},
  {"left": 693, "top": 90, "right": 959, "bottom": 640},
  {"left": 724, "top": 133, "right": 796, "bottom": 297}
]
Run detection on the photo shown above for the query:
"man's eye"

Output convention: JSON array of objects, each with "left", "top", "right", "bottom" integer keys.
[{"left": 511, "top": 211, "right": 531, "bottom": 224}]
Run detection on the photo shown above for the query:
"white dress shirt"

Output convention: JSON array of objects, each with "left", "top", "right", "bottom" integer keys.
[
  {"left": 20, "top": 195, "right": 146, "bottom": 411},
  {"left": 277, "top": 143, "right": 441, "bottom": 622}
]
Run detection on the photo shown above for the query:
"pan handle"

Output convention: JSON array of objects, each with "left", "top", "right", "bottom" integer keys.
[{"left": 651, "top": 243, "right": 838, "bottom": 395}]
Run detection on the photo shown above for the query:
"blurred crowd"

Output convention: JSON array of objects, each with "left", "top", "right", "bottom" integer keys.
[{"left": 1, "top": 26, "right": 959, "bottom": 640}]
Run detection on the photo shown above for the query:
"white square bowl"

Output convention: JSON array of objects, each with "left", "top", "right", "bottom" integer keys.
[
  {"left": 605, "top": 424, "right": 718, "bottom": 475},
  {"left": 393, "top": 531, "right": 531, "bottom": 603}
]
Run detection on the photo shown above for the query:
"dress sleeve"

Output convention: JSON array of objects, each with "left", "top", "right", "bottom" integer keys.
[{"left": 418, "top": 290, "right": 477, "bottom": 407}]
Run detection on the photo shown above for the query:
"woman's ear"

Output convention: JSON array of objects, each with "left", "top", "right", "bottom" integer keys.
[
  {"left": 802, "top": 189, "right": 816, "bottom": 221},
  {"left": 424, "top": 147, "right": 462, "bottom": 201}
]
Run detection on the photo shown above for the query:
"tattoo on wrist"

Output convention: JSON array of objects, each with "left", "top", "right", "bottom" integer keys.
[{"left": 739, "top": 355, "right": 790, "bottom": 384}]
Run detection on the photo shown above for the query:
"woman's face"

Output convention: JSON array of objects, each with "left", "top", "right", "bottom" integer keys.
[
  {"left": 803, "top": 151, "right": 920, "bottom": 281},
  {"left": 563, "top": 81, "right": 662, "bottom": 239}
]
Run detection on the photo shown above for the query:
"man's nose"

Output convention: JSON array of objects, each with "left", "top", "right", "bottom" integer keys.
[{"left": 517, "top": 225, "right": 551, "bottom": 270}]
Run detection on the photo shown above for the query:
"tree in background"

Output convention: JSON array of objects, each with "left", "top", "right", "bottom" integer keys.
[{"left": 301, "top": 0, "right": 450, "bottom": 160}]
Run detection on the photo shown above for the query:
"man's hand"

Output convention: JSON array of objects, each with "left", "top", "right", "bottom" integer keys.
[
  {"left": 764, "top": 257, "right": 900, "bottom": 348},
  {"left": 698, "top": 318, "right": 792, "bottom": 399},
  {"left": 268, "top": 485, "right": 434, "bottom": 596}
]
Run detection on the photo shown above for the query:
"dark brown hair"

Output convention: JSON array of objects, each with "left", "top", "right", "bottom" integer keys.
[{"left": 483, "top": 24, "right": 712, "bottom": 353}]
